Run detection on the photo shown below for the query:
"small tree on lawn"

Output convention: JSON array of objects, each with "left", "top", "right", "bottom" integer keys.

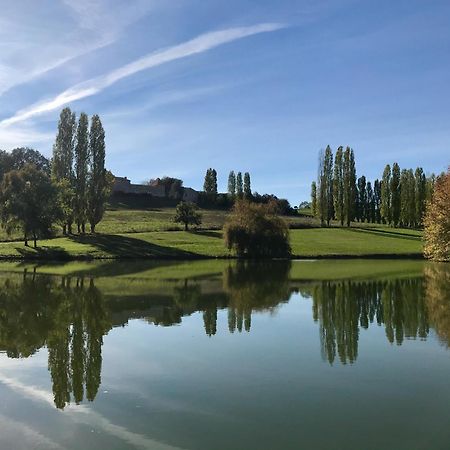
[
  {"left": 0, "top": 165, "right": 59, "bottom": 247},
  {"left": 174, "top": 201, "right": 202, "bottom": 231},
  {"left": 224, "top": 200, "right": 291, "bottom": 258}
]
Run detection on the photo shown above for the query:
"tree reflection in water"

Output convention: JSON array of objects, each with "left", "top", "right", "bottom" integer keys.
[
  {"left": 307, "top": 278, "right": 428, "bottom": 364},
  {"left": 0, "top": 262, "right": 449, "bottom": 408},
  {"left": 0, "top": 271, "right": 110, "bottom": 409}
]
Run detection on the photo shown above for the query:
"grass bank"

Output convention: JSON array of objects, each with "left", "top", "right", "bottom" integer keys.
[{"left": 0, "top": 226, "right": 423, "bottom": 260}]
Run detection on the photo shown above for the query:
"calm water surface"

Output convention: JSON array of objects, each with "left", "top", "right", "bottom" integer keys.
[{"left": 0, "top": 259, "right": 449, "bottom": 450}]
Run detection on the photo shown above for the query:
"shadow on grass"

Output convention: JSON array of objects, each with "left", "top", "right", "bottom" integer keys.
[
  {"left": 14, "top": 245, "right": 71, "bottom": 259},
  {"left": 69, "top": 233, "right": 201, "bottom": 259},
  {"left": 189, "top": 230, "right": 222, "bottom": 239},
  {"left": 349, "top": 227, "right": 422, "bottom": 241}
]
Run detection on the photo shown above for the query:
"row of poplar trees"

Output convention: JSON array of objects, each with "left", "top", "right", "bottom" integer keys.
[
  {"left": 228, "top": 170, "right": 251, "bottom": 199},
  {"left": 311, "top": 145, "right": 434, "bottom": 228},
  {"left": 52, "top": 107, "right": 109, "bottom": 234},
  {"left": 203, "top": 169, "right": 252, "bottom": 199}
]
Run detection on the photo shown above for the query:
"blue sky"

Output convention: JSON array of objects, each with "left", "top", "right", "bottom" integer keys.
[{"left": 0, "top": 0, "right": 449, "bottom": 203}]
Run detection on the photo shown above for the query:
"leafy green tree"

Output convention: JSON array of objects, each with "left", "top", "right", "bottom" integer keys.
[
  {"left": 374, "top": 179, "right": 382, "bottom": 223},
  {"left": 243, "top": 172, "right": 251, "bottom": 199},
  {"left": 333, "top": 146, "right": 344, "bottom": 225},
  {"left": 224, "top": 200, "right": 291, "bottom": 257},
  {"left": 357, "top": 176, "right": 367, "bottom": 222},
  {"left": 203, "top": 168, "right": 218, "bottom": 198},
  {"left": 0, "top": 165, "right": 59, "bottom": 247},
  {"left": 391, "top": 163, "right": 401, "bottom": 227},
  {"left": 400, "top": 168, "right": 416, "bottom": 227},
  {"left": 424, "top": 169, "right": 450, "bottom": 261},
  {"left": 318, "top": 146, "right": 334, "bottom": 226},
  {"left": 52, "top": 107, "right": 76, "bottom": 233},
  {"left": 415, "top": 167, "right": 426, "bottom": 226},
  {"left": 52, "top": 108, "right": 76, "bottom": 181},
  {"left": 228, "top": 171, "right": 236, "bottom": 198},
  {"left": 174, "top": 201, "right": 202, "bottom": 230},
  {"left": 74, "top": 113, "right": 90, "bottom": 233},
  {"left": 366, "top": 181, "right": 375, "bottom": 223},
  {"left": 236, "top": 172, "right": 243, "bottom": 198},
  {"left": 54, "top": 178, "right": 76, "bottom": 234},
  {"left": 381, "top": 165, "right": 391, "bottom": 224},
  {"left": 426, "top": 174, "right": 436, "bottom": 203},
  {"left": 311, "top": 181, "right": 317, "bottom": 216},
  {"left": 343, "top": 147, "right": 356, "bottom": 226},
  {"left": 87, "top": 115, "right": 108, "bottom": 233},
  {"left": 10, "top": 147, "right": 51, "bottom": 175}
]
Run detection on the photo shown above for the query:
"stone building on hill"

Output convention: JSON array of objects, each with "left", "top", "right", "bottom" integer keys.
[{"left": 112, "top": 176, "right": 199, "bottom": 203}]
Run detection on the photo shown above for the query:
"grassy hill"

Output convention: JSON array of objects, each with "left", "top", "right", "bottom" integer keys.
[{"left": 0, "top": 214, "right": 423, "bottom": 260}]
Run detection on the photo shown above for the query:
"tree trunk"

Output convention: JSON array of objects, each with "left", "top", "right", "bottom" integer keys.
[
  {"left": 185, "top": 222, "right": 188, "bottom": 231},
  {"left": 33, "top": 232, "right": 37, "bottom": 248},
  {"left": 24, "top": 234, "right": 28, "bottom": 247},
  {"left": 68, "top": 222, "right": 73, "bottom": 234},
  {"left": 77, "top": 223, "right": 81, "bottom": 234},
  {"left": 90, "top": 223, "right": 95, "bottom": 234},
  {"left": 82, "top": 223, "right": 86, "bottom": 234},
  {"left": 62, "top": 224, "right": 67, "bottom": 235}
]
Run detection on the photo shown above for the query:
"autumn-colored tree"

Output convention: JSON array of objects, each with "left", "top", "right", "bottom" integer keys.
[{"left": 423, "top": 169, "right": 450, "bottom": 261}]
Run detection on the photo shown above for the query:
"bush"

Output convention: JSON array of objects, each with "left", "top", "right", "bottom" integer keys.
[{"left": 224, "top": 200, "right": 291, "bottom": 258}]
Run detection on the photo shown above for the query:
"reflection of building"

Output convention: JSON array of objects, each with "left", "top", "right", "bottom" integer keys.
[{"left": 112, "top": 176, "right": 199, "bottom": 202}]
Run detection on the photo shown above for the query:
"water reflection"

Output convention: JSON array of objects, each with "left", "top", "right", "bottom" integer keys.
[
  {"left": 0, "top": 261, "right": 449, "bottom": 409},
  {"left": 307, "top": 278, "right": 428, "bottom": 364},
  {"left": 0, "top": 272, "right": 110, "bottom": 409}
]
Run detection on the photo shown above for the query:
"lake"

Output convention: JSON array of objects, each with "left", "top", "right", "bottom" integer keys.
[{"left": 0, "top": 259, "right": 449, "bottom": 450}]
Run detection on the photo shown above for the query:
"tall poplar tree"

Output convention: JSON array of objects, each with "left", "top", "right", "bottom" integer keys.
[
  {"left": 203, "top": 168, "right": 218, "bottom": 201},
  {"left": 366, "top": 181, "right": 375, "bottom": 223},
  {"left": 236, "top": 172, "right": 243, "bottom": 198},
  {"left": 374, "top": 179, "right": 382, "bottom": 223},
  {"left": 343, "top": 147, "right": 356, "bottom": 226},
  {"left": 74, "top": 112, "right": 89, "bottom": 233},
  {"left": 380, "top": 165, "right": 391, "bottom": 224},
  {"left": 311, "top": 181, "right": 317, "bottom": 217},
  {"left": 87, "top": 115, "right": 107, "bottom": 233},
  {"left": 228, "top": 171, "right": 236, "bottom": 198},
  {"left": 357, "top": 175, "right": 367, "bottom": 222},
  {"left": 333, "top": 146, "right": 344, "bottom": 226},
  {"left": 52, "top": 107, "right": 76, "bottom": 234},
  {"left": 324, "top": 146, "right": 334, "bottom": 226},
  {"left": 391, "top": 163, "right": 401, "bottom": 227},
  {"left": 243, "top": 172, "right": 251, "bottom": 199},
  {"left": 415, "top": 167, "right": 426, "bottom": 226}
]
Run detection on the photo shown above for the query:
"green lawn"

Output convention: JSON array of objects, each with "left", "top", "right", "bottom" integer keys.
[{"left": 0, "top": 225, "right": 423, "bottom": 260}]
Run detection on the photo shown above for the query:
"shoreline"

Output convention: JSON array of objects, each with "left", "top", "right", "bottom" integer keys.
[{"left": 0, "top": 253, "right": 424, "bottom": 262}]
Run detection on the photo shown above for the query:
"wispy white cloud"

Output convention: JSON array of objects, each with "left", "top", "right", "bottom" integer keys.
[
  {"left": 0, "top": 23, "right": 286, "bottom": 127},
  {"left": 0, "top": 0, "right": 155, "bottom": 97}
]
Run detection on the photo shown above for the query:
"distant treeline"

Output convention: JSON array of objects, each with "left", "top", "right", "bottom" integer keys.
[
  {"left": 200, "top": 168, "right": 295, "bottom": 214},
  {"left": 311, "top": 145, "right": 436, "bottom": 228}
]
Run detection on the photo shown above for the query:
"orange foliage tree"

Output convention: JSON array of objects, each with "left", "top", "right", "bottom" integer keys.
[{"left": 424, "top": 168, "right": 450, "bottom": 261}]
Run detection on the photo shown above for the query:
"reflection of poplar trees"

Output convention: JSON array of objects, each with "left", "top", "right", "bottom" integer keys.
[
  {"left": 425, "top": 264, "right": 450, "bottom": 347},
  {"left": 47, "top": 277, "right": 109, "bottom": 408},
  {"left": 311, "top": 277, "right": 429, "bottom": 364},
  {"left": 0, "top": 272, "right": 110, "bottom": 409}
]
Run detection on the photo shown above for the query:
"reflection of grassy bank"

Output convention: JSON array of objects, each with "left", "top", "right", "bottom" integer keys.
[
  {"left": 0, "top": 259, "right": 425, "bottom": 282},
  {"left": 0, "top": 226, "right": 422, "bottom": 260}
]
